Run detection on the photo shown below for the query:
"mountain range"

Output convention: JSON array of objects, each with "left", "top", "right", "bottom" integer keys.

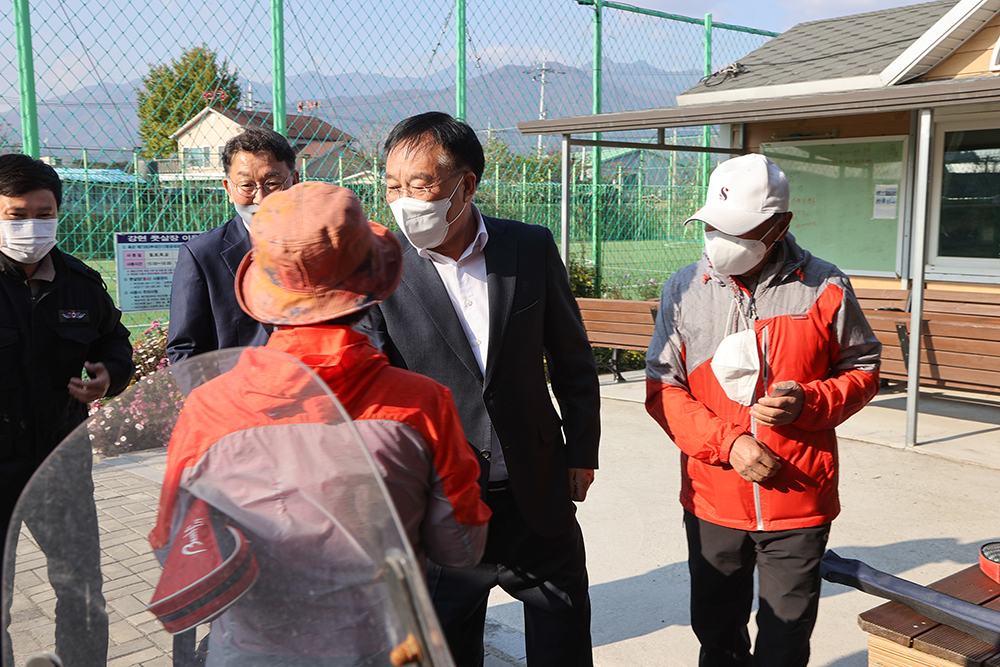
[{"left": 2, "top": 60, "right": 703, "bottom": 163}]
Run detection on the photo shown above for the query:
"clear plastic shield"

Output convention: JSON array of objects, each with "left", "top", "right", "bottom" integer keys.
[{"left": 3, "top": 347, "right": 453, "bottom": 667}]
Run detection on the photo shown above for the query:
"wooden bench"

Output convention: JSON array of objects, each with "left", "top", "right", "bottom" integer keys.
[
  {"left": 854, "top": 288, "right": 1000, "bottom": 395},
  {"left": 576, "top": 298, "right": 658, "bottom": 382},
  {"left": 859, "top": 565, "right": 1000, "bottom": 667}
]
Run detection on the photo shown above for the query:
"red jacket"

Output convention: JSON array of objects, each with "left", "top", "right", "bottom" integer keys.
[
  {"left": 151, "top": 326, "right": 490, "bottom": 560},
  {"left": 646, "top": 237, "right": 881, "bottom": 531},
  {"left": 149, "top": 326, "right": 490, "bottom": 658}
]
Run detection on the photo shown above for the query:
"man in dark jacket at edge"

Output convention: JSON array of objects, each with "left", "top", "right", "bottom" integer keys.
[{"left": 0, "top": 153, "right": 134, "bottom": 666}]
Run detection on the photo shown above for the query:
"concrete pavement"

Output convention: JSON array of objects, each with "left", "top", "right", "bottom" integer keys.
[{"left": 8, "top": 371, "right": 1000, "bottom": 666}]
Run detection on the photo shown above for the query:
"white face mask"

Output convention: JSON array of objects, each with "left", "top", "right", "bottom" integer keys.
[
  {"left": 704, "top": 230, "right": 769, "bottom": 277},
  {"left": 389, "top": 177, "right": 467, "bottom": 251},
  {"left": 0, "top": 218, "right": 58, "bottom": 264},
  {"left": 710, "top": 328, "right": 760, "bottom": 406},
  {"left": 234, "top": 203, "right": 259, "bottom": 232}
]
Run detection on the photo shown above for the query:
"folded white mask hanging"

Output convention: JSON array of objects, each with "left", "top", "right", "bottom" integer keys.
[{"left": 710, "top": 301, "right": 760, "bottom": 406}]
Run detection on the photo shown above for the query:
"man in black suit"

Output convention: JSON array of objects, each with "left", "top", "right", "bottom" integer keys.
[
  {"left": 360, "top": 112, "right": 601, "bottom": 667},
  {"left": 166, "top": 126, "right": 297, "bottom": 363}
]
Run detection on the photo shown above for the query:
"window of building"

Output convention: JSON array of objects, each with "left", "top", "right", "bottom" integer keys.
[
  {"left": 936, "top": 127, "right": 1000, "bottom": 260},
  {"left": 185, "top": 146, "right": 210, "bottom": 167}
]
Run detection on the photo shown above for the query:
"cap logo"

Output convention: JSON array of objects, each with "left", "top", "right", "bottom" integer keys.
[{"left": 719, "top": 187, "right": 729, "bottom": 201}]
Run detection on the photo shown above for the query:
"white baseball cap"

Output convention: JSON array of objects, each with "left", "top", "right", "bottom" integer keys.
[{"left": 683, "top": 153, "right": 790, "bottom": 235}]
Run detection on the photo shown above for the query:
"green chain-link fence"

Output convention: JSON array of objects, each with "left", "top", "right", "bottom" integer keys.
[{"left": 2, "top": 0, "right": 776, "bottom": 331}]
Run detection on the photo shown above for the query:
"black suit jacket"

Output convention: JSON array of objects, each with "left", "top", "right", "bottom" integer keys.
[
  {"left": 360, "top": 214, "right": 600, "bottom": 537},
  {"left": 166, "top": 215, "right": 270, "bottom": 364}
]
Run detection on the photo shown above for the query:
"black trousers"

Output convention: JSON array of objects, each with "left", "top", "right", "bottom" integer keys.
[
  {"left": 1, "top": 442, "right": 108, "bottom": 667},
  {"left": 426, "top": 487, "right": 592, "bottom": 667},
  {"left": 684, "top": 511, "right": 830, "bottom": 667}
]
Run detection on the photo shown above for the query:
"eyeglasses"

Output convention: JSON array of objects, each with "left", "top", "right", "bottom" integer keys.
[
  {"left": 384, "top": 172, "right": 466, "bottom": 202},
  {"left": 232, "top": 173, "right": 293, "bottom": 198}
]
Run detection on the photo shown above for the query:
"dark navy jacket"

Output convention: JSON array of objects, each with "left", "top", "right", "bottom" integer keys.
[{"left": 166, "top": 215, "right": 270, "bottom": 364}]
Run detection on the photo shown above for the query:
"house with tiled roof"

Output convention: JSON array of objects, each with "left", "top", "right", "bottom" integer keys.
[{"left": 164, "top": 106, "right": 358, "bottom": 182}]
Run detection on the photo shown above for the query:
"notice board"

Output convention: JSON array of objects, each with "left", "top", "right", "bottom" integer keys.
[{"left": 761, "top": 138, "right": 906, "bottom": 275}]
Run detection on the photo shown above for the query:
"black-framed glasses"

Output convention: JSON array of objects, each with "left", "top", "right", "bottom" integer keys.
[{"left": 232, "top": 173, "right": 293, "bottom": 198}]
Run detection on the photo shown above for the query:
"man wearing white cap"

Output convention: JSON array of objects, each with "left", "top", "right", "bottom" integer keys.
[{"left": 645, "top": 154, "right": 881, "bottom": 667}]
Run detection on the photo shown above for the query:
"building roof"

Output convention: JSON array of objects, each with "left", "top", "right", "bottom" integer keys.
[
  {"left": 518, "top": 0, "right": 1000, "bottom": 139},
  {"left": 677, "top": 0, "right": 1000, "bottom": 106},
  {"left": 56, "top": 168, "right": 138, "bottom": 184},
  {"left": 171, "top": 107, "right": 354, "bottom": 145},
  {"left": 517, "top": 75, "right": 1000, "bottom": 136},
  {"left": 688, "top": 1, "right": 956, "bottom": 95}
]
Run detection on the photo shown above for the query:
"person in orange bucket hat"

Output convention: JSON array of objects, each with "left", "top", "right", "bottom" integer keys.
[{"left": 152, "top": 181, "right": 490, "bottom": 665}]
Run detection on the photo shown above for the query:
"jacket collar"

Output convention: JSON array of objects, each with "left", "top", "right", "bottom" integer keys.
[{"left": 266, "top": 325, "right": 389, "bottom": 408}]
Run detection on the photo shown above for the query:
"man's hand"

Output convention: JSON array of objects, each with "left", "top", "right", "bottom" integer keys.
[
  {"left": 751, "top": 381, "right": 805, "bottom": 427},
  {"left": 68, "top": 361, "right": 111, "bottom": 404},
  {"left": 569, "top": 468, "right": 595, "bottom": 501},
  {"left": 728, "top": 435, "right": 781, "bottom": 483}
]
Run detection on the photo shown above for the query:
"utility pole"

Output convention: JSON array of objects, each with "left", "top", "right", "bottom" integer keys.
[{"left": 526, "top": 61, "right": 564, "bottom": 154}]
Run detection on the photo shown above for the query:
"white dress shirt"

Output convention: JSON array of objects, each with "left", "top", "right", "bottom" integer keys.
[{"left": 420, "top": 205, "right": 508, "bottom": 482}]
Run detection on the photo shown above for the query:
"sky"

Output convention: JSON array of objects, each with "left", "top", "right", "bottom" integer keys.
[{"left": 631, "top": 0, "right": 924, "bottom": 32}]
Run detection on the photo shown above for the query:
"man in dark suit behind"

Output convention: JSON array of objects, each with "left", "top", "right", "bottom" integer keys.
[
  {"left": 359, "top": 112, "right": 601, "bottom": 667},
  {"left": 166, "top": 126, "right": 298, "bottom": 363}
]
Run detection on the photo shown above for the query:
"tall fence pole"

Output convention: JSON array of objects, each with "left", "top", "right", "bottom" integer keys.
[
  {"left": 560, "top": 135, "right": 571, "bottom": 267},
  {"left": 701, "top": 13, "right": 713, "bottom": 195},
  {"left": 83, "top": 148, "right": 93, "bottom": 254},
  {"left": 14, "top": 0, "right": 40, "bottom": 158},
  {"left": 271, "top": 0, "right": 287, "bottom": 136},
  {"left": 591, "top": 0, "right": 603, "bottom": 294},
  {"left": 456, "top": 0, "right": 467, "bottom": 121}
]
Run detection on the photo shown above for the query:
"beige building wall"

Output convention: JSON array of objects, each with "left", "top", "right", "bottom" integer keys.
[
  {"left": 916, "top": 11, "right": 1000, "bottom": 82},
  {"left": 742, "top": 111, "right": 911, "bottom": 154},
  {"left": 177, "top": 112, "right": 241, "bottom": 172}
]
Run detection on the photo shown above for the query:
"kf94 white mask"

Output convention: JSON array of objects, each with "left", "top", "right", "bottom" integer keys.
[
  {"left": 234, "top": 203, "right": 259, "bottom": 231},
  {"left": 389, "top": 178, "right": 467, "bottom": 251},
  {"left": 710, "top": 327, "right": 760, "bottom": 406},
  {"left": 704, "top": 230, "right": 769, "bottom": 277},
  {"left": 0, "top": 218, "right": 58, "bottom": 264}
]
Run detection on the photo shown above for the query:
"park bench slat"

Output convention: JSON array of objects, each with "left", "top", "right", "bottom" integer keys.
[{"left": 859, "top": 566, "right": 1000, "bottom": 647}]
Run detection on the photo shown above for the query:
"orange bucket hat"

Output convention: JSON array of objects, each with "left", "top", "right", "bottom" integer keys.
[{"left": 235, "top": 182, "right": 403, "bottom": 325}]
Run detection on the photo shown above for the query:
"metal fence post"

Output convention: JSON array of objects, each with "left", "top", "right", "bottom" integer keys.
[
  {"left": 271, "top": 0, "right": 287, "bottom": 136},
  {"left": 561, "top": 135, "right": 571, "bottom": 267},
  {"left": 83, "top": 149, "right": 93, "bottom": 254},
  {"left": 13, "top": 0, "right": 39, "bottom": 158},
  {"left": 591, "top": 0, "right": 603, "bottom": 294},
  {"left": 702, "top": 13, "right": 713, "bottom": 196},
  {"left": 134, "top": 151, "right": 142, "bottom": 232},
  {"left": 456, "top": 0, "right": 467, "bottom": 121}
]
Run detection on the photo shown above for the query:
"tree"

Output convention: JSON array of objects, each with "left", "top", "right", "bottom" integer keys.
[{"left": 137, "top": 45, "right": 241, "bottom": 159}]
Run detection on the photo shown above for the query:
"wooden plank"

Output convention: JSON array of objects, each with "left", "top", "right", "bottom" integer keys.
[
  {"left": 910, "top": 592, "right": 1000, "bottom": 666},
  {"left": 583, "top": 323, "right": 655, "bottom": 337},
  {"left": 580, "top": 310, "right": 656, "bottom": 325},
  {"left": 879, "top": 347, "right": 1000, "bottom": 370},
  {"left": 859, "top": 566, "right": 999, "bottom": 647},
  {"left": 585, "top": 333, "right": 652, "bottom": 350},
  {"left": 868, "top": 634, "right": 980, "bottom": 667}
]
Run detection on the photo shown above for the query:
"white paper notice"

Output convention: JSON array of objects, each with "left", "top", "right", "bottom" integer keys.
[{"left": 874, "top": 184, "right": 898, "bottom": 219}]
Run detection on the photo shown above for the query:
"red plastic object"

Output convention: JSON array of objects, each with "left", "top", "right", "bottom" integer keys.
[
  {"left": 980, "top": 542, "right": 1000, "bottom": 584},
  {"left": 148, "top": 498, "right": 258, "bottom": 634}
]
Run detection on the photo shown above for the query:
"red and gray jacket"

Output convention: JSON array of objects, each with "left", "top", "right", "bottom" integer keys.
[
  {"left": 151, "top": 326, "right": 490, "bottom": 561},
  {"left": 646, "top": 235, "right": 881, "bottom": 532}
]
